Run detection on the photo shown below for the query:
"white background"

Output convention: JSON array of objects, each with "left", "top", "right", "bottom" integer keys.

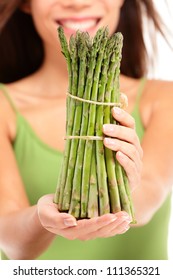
[
  {"left": 152, "top": 0, "right": 173, "bottom": 260},
  {"left": 153, "top": 0, "right": 173, "bottom": 80}
]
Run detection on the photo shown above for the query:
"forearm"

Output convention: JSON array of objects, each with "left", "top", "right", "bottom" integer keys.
[
  {"left": 132, "top": 175, "right": 171, "bottom": 226},
  {"left": 0, "top": 205, "right": 55, "bottom": 260}
]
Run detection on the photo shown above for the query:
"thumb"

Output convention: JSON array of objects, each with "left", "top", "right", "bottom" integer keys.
[{"left": 37, "top": 194, "right": 77, "bottom": 231}]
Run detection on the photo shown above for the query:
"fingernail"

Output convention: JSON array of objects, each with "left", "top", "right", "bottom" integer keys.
[
  {"left": 111, "top": 216, "right": 118, "bottom": 222},
  {"left": 103, "top": 124, "right": 107, "bottom": 132},
  {"left": 104, "top": 216, "right": 118, "bottom": 225},
  {"left": 112, "top": 107, "right": 122, "bottom": 115},
  {"left": 121, "top": 213, "right": 132, "bottom": 222},
  {"left": 122, "top": 225, "right": 130, "bottom": 233},
  {"left": 123, "top": 216, "right": 132, "bottom": 223},
  {"left": 117, "top": 151, "right": 125, "bottom": 160},
  {"left": 125, "top": 225, "right": 130, "bottom": 230},
  {"left": 103, "top": 124, "right": 114, "bottom": 132},
  {"left": 64, "top": 218, "right": 77, "bottom": 227},
  {"left": 104, "top": 138, "right": 115, "bottom": 146}
]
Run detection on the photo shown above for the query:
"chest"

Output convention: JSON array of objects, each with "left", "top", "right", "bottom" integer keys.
[
  {"left": 17, "top": 99, "right": 67, "bottom": 153},
  {"left": 11, "top": 78, "right": 151, "bottom": 153}
]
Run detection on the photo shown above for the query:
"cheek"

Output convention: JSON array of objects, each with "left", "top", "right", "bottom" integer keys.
[
  {"left": 106, "top": 0, "right": 124, "bottom": 9},
  {"left": 30, "top": 1, "right": 47, "bottom": 29},
  {"left": 105, "top": 10, "right": 121, "bottom": 35},
  {"left": 103, "top": 0, "right": 123, "bottom": 34},
  {"left": 30, "top": 1, "right": 57, "bottom": 45}
]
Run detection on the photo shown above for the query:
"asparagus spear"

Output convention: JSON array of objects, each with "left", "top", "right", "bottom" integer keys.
[
  {"left": 54, "top": 27, "right": 72, "bottom": 205},
  {"left": 122, "top": 169, "right": 137, "bottom": 223},
  {"left": 57, "top": 33, "right": 79, "bottom": 211},
  {"left": 60, "top": 33, "right": 80, "bottom": 211},
  {"left": 88, "top": 141, "right": 99, "bottom": 218},
  {"left": 111, "top": 42, "right": 135, "bottom": 222},
  {"left": 103, "top": 33, "right": 123, "bottom": 214},
  {"left": 95, "top": 36, "right": 115, "bottom": 216},
  {"left": 72, "top": 28, "right": 106, "bottom": 218},
  {"left": 81, "top": 28, "right": 109, "bottom": 218},
  {"left": 67, "top": 32, "right": 88, "bottom": 217}
]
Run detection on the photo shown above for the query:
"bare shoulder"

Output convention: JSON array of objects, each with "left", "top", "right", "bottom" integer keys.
[
  {"left": 0, "top": 87, "right": 11, "bottom": 126},
  {"left": 142, "top": 79, "right": 173, "bottom": 129},
  {"left": 138, "top": 78, "right": 173, "bottom": 129},
  {"left": 146, "top": 79, "right": 173, "bottom": 103},
  {"left": 0, "top": 85, "right": 16, "bottom": 141},
  {"left": 0, "top": 77, "right": 33, "bottom": 136}
]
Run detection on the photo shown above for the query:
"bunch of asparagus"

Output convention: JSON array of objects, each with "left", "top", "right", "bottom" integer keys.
[{"left": 54, "top": 26, "right": 136, "bottom": 223}]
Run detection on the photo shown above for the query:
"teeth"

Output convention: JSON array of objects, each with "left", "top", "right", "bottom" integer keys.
[{"left": 60, "top": 19, "right": 97, "bottom": 30}]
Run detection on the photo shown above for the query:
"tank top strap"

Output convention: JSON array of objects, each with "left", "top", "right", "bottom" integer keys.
[
  {"left": 133, "top": 77, "right": 147, "bottom": 110},
  {"left": 0, "top": 83, "right": 18, "bottom": 113}
]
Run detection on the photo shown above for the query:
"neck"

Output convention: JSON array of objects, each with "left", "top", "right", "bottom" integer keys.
[
  {"left": 120, "top": 75, "right": 139, "bottom": 93},
  {"left": 35, "top": 43, "right": 69, "bottom": 98},
  {"left": 35, "top": 43, "right": 139, "bottom": 99}
]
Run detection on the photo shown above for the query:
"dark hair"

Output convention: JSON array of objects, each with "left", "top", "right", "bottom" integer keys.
[
  {"left": 0, "top": 2, "right": 44, "bottom": 83},
  {"left": 0, "top": 0, "right": 166, "bottom": 82}
]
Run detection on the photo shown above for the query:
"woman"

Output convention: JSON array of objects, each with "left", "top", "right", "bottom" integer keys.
[{"left": 0, "top": 0, "right": 173, "bottom": 260}]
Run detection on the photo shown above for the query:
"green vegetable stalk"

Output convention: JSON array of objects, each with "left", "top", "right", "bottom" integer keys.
[{"left": 54, "top": 26, "right": 136, "bottom": 224}]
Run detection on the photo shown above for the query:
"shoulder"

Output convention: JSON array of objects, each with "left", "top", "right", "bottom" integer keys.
[
  {"left": 146, "top": 78, "right": 173, "bottom": 99},
  {"left": 144, "top": 79, "right": 173, "bottom": 126},
  {"left": 139, "top": 79, "right": 173, "bottom": 129},
  {"left": 0, "top": 84, "right": 17, "bottom": 142},
  {"left": 145, "top": 79, "right": 173, "bottom": 109}
]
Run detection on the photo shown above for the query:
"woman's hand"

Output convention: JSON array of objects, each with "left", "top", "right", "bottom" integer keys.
[
  {"left": 37, "top": 194, "right": 131, "bottom": 241},
  {"left": 103, "top": 106, "right": 143, "bottom": 192}
]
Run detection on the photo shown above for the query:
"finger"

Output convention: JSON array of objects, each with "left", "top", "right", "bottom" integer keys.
[
  {"left": 116, "top": 151, "right": 141, "bottom": 191},
  {"left": 76, "top": 213, "right": 119, "bottom": 235},
  {"left": 52, "top": 213, "right": 117, "bottom": 239},
  {"left": 87, "top": 216, "right": 131, "bottom": 240},
  {"left": 120, "top": 92, "right": 128, "bottom": 109},
  {"left": 37, "top": 194, "right": 77, "bottom": 231},
  {"left": 103, "top": 124, "right": 143, "bottom": 159},
  {"left": 60, "top": 212, "right": 128, "bottom": 240},
  {"left": 107, "top": 220, "right": 131, "bottom": 237},
  {"left": 104, "top": 138, "right": 142, "bottom": 172},
  {"left": 111, "top": 107, "right": 135, "bottom": 129},
  {"left": 75, "top": 212, "right": 131, "bottom": 240},
  {"left": 57, "top": 212, "right": 131, "bottom": 240}
]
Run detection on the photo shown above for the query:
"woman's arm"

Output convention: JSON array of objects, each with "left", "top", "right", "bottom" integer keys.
[
  {"left": 0, "top": 205, "right": 56, "bottom": 260},
  {"left": 0, "top": 118, "right": 57, "bottom": 259},
  {"left": 132, "top": 83, "right": 173, "bottom": 224}
]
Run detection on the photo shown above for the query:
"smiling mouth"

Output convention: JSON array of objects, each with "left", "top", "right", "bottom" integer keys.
[{"left": 56, "top": 18, "right": 101, "bottom": 32}]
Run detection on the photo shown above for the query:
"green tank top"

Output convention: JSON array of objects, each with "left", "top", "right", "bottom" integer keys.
[{"left": 0, "top": 80, "right": 171, "bottom": 260}]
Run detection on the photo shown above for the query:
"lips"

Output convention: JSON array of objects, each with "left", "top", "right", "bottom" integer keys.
[{"left": 56, "top": 18, "right": 101, "bottom": 34}]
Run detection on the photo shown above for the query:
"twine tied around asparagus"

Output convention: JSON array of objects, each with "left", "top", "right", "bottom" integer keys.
[{"left": 64, "top": 92, "right": 128, "bottom": 141}]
